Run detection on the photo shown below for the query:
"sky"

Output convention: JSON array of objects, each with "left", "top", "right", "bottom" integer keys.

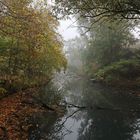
[
  {"left": 36, "top": 0, "right": 140, "bottom": 41},
  {"left": 58, "top": 20, "right": 140, "bottom": 41},
  {"left": 47, "top": 0, "right": 79, "bottom": 41},
  {"left": 33, "top": 0, "right": 79, "bottom": 41},
  {"left": 58, "top": 19, "right": 79, "bottom": 41}
]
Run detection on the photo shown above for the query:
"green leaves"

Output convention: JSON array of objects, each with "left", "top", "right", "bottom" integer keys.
[
  {"left": 0, "top": 0, "right": 67, "bottom": 90},
  {"left": 54, "top": 0, "right": 140, "bottom": 20}
]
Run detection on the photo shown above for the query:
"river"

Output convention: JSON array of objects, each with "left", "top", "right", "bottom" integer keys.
[{"left": 28, "top": 72, "right": 140, "bottom": 140}]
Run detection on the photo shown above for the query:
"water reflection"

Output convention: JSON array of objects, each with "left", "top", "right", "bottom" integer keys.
[{"left": 29, "top": 75, "right": 140, "bottom": 140}]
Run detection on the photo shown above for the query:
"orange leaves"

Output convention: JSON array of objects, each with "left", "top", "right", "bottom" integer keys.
[
  {"left": 0, "top": 0, "right": 67, "bottom": 87},
  {"left": 0, "top": 90, "right": 45, "bottom": 140}
]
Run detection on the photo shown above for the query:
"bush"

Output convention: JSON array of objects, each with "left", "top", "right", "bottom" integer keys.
[{"left": 95, "top": 59, "right": 140, "bottom": 81}]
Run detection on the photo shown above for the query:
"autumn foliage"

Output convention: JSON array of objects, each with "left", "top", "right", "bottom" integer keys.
[{"left": 0, "top": 0, "right": 67, "bottom": 93}]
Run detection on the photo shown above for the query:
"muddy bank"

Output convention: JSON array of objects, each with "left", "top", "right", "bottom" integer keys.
[{"left": 0, "top": 88, "right": 65, "bottom": 140}]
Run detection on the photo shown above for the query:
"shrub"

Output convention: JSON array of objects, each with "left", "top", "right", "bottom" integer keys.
[{"left": 95, "top": 59, "right": 140, "bottom": 81}]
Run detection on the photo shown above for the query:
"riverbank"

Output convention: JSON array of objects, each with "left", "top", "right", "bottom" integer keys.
[
  {"left": 92, "top": 78, "right": 140, "bottom": 95},
  {"left": 0, "top": 88, "right": 65, "bottom": 140},
  {"left": 91, "top": 78, "right": 140, "bottom": 96},
  {"left": 91, "top": 59, "right": 140, "bottom": 94}
]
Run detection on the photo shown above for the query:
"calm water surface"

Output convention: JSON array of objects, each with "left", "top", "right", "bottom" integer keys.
[{"left": 29, "top": 73, "right": 140, "bottom": 140}]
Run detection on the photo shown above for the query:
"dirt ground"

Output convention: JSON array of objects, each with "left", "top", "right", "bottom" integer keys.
[{"left": 0, "top": 89, "right": 47, "bottom": 140}]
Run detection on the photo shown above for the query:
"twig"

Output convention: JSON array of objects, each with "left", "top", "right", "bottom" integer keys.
[{"left": 64, "top": 102, "right": 86, "bottom": 109}]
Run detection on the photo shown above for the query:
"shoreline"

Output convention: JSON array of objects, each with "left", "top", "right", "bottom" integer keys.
[{"left": 0, "top": 87, "right": 65, "bottom": 140}]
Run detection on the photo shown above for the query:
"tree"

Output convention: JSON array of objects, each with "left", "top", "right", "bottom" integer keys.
[
  {"left": 81, "top": 21, "right": 136, "bottom": 76},
  {"left": 0, "top": 0, "right": 67, "bottom": 90},
  {"left": 64, "top": 37, "right": 86, "bottom": 75},
  {"left": 54, "top": 0, "right": 140, "bottom": 21}
]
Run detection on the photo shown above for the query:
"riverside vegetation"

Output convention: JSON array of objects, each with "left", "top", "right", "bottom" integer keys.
[
  {"left": 0, "top": 0, "right": 140, "bottom": 139},
  {"left": 56, "top": 0, "right": 140, "bottom": 89},
  {"left": 0, "top": 0, "right": 66, "bottom": 139}
]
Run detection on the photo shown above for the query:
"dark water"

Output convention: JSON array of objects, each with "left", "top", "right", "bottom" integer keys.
[{"left": 29, "top": 74, "right": 140, "bottom": 140}]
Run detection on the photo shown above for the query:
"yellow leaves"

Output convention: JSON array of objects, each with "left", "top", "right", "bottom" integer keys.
[{"left": 0, "top": 0, "right": 67, "bottom": 82}]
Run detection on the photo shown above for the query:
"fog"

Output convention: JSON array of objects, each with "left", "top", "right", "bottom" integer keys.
[{"left": 59, "top": 19, "right": 79, "bottom": 40}]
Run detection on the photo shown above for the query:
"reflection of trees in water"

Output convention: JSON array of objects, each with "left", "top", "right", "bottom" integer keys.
[
  {"left": 77, "top": 110, "right": 140, "bottom": 140},
  {"left": 62, "top": 78, "right": 140, "bottom": 140},
  {"left": 28, "top": 82, "right": 72, "bottom": 140},
  {"left": 28, "top": 76, "right": 85, "bottom": 139},
  {"left": 59, "top": 76, "right": 140, "bottom": 140},
  {"left": 29, "top": 75, "right": 140, "bottom": 140},
  {"left": 76, "top": 83, "right": 140, "bottom": 140},
  {"left": 29, "top": 112, "right": 72, "bottom": 140},
  {"left": 62, "top": 78, "right": 87, "bottom": 106},
  {"left": 29, "top": 109, "right": 83, "bottom": 140}
]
